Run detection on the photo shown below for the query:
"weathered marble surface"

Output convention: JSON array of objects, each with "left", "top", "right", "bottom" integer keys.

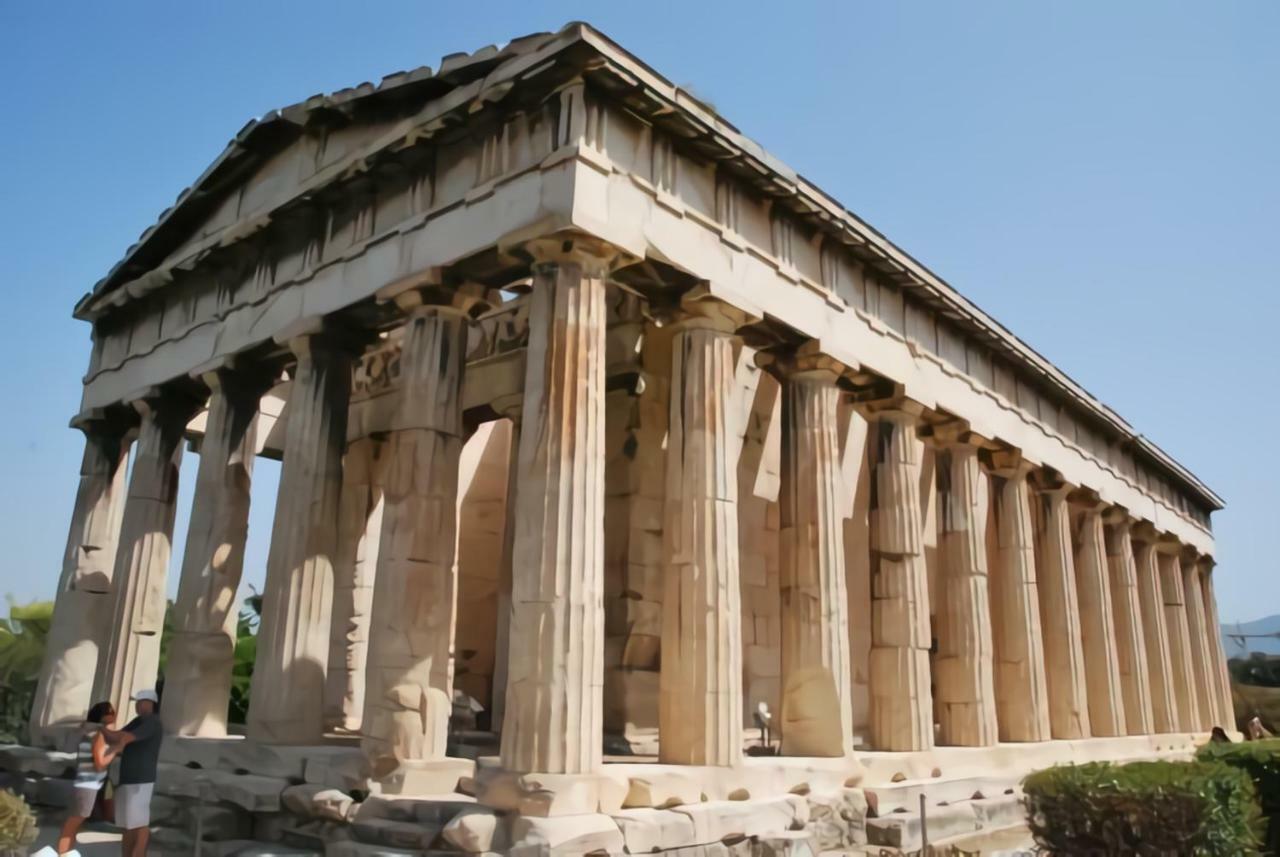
[
  {"left": 163, "top": 368, "right": 273, "bottom": 737},
  {"left": 29, "top": 426, "right": 130, "bottom": 745},
  {"left": 932, "top": 436, "right": 998, "bottom": 747},
  {"left": 499, "top": 247, "right": 610, "bottom": 775},
  {"left": 94, "top": 394, "right": 200, "bottom": 718},
  {"left": 248, "top": 332, "right": 354, "bottom": 744}
]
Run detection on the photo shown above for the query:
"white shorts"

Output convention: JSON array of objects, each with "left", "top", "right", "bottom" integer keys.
[
  {"left": 115, "top": 783, "right": 153, "bottom": 830},
  {"left": 72, "top": 784, "right": 101, "bottom": 817}
]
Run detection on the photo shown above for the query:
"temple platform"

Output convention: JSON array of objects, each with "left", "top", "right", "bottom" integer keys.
[{"left": 0, "top": 731, "right": 1208, "bottom": 855}]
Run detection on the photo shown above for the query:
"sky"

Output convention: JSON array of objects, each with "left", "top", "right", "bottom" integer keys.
[{"left": 0, "top": 2, "right": 1276, "bottom": 624}]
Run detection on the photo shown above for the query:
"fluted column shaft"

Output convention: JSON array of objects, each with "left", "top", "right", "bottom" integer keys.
[
  {"left": 1158, "top": 549, "right": 1200, "bottom": 732},
  {"left": 325, "top": 435, "right": 387, "bottom": 732},
  {"left": 362, "top": 303, "right": 469, "bottom": 774},
  {"left": 659, "top": 309, "right": 743, "bottom": 765},
  {"left": 1133, "top": 538, "right": 1178, "bottom": 732},
  {"left": 500, "top": 253, "right": 607, "bottom": 775},
  {"left": 1034, "top": 485, "right": 1090, "bottom": 739},
  {"left": 30, "top": 425, "right": 131, "bottom": 745},
  {"left": 1181, "top": 556, "right": 1217, "bottom": 729},
  {"left": 94, "top": 394, "right": 198, "bottom": 718},
  {"left": 989, "top": 461, "right": 1050, "bottom": 742},
  {"left": 933, "top": 441, "right": 997, "bottom": 747},
  {"left": 1105, "top": 518, "right": 1153, "bottom": 734},
  {"left": 248, "top": 333, "right": 354, "bottom": 743},
  {"left": 1201, "top": 564, "right": 1235, "bottom": 728},
  {"left": 868, "top": 408, "right": 933, "bottom": 751},
  {"left": 1072, "top": 505, "right": 1126, "bottom": 736},
  {"left": 775, "top": 356, "right": 851, "bottom": 757},
  {"left": 164, "top": 369, "right": 271, "bottom": 737}
]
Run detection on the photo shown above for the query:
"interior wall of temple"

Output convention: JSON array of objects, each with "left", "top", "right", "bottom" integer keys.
[{"left": 452, "top": 419, "right": 512, "bottom": 714}]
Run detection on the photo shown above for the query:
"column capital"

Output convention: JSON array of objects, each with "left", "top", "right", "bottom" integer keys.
[
  {"left": 757, "top": 340, "right": 849, "bottom": 384},
  {"left": 921, "top": 418, "right": 987, "bottom": 450},
  {"left": 1102, "top": 504, "right": 1133, "bottom": 528},
  {"left": 523, "top": 232, "right": 634, "bottom": 276},
  {"left": 858, "top": 393, "right": 926, "bottom": 425},
  {"left": 1067, "top": 486, "right": 1106, "bottom": 512},
  {"left": 273, "top": 317, "right": 374, "bottom": 358},
  {"left": 125, "top": 385, "right": 205, "bottom": 426},
  {"left": 662, "top": 284, "right": 757, "bottom": 335},
  {"left": 1154, "top": 532, "right": 1185, "bottom": 556},
  {"left": 982, "top": 446, "right": 1034, "bottom": 480},
  {"left": 1029, "top": 468, "right": 1075, "bottom": 498},
  {"left": 69, "top": 405, "right": 138, "bottom": 439},
  {"left": 1130, "top": 520, "right": 1162, "bottom": 547}
]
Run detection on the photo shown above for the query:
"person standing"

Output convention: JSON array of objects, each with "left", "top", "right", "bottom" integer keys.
[
  {"left": 40, "top": 701, "right": 118, "bottom": 856},
  {"left": 103, "top": 690, "right": 162, "bottom": 857}
]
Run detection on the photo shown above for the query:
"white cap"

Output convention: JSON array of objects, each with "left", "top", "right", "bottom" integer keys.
[{"left": 132, "top": 689, "right": 159, "bottom": 704}]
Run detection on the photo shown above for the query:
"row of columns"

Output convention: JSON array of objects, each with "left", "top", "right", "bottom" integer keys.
[{"left": 35, "top": 245, "right": 1235, "bottom": 777}]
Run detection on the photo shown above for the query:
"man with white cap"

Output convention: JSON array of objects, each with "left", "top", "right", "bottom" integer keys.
[{"left": 103, "top": 689, "right": 162, "bottom": 857}]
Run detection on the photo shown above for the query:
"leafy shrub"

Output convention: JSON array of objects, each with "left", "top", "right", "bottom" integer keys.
[
  {"left": 1023, "top": 760, "right": 1261, "bottom": 856},
  {"left": 0, "top": 789, "right": 37, "bottom": 851},
  {"left": 1198, "top": 738, "right": 1280, "bottom": 853}
]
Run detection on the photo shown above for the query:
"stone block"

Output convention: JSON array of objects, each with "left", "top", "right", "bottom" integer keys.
[
  {"left": 752, "top": 830, "right": 817, "bottom": 857},
  {"left": 673, "top": 795, "right": 808, "bottom": 845},
  {"left": 377, "top": 757, "right": 474, "bottom": 796},
  {"left": 0, "top": 745, "right": 76, "bottom": 778},
  {"left": 351, "top": 817, "right": 441, "bottom": 850},
  {"left": 441, "top": 806, "right": 509, "bottom": 852},
  {"left": 507, "top": 813, "right": 623, "bottom": 856},
  {"left": 610, "top": 807, "right": 697, "bottom": 852},
  {"left": 282, "top": 784, "right": 357, "bottom": 822},
  {"left": 970, "top": 795, "right": 1026, "bottom": 830},
  {"left": 357, "top": 794, "right": 477, "bottom": 826},
  {"left": 623, "top": 772, "right": 703, "bottom": 809},
  {"left": 326, "top": 842, "right": 420, "bottom": 857},
  {"left": 191, "top": 803, "right": 255, "bottom": 841},
  {"left": 865, "top": 803, "right": 978, "bottom": 851},
  {"left": 156, "top": 762, "right": 290, "bottom": 812},
  {"left": 802, "top": 788, "right": 867, "bottom": 849},
  {"left": 33, "top": 776, "right": 74, "bottom": 808}
]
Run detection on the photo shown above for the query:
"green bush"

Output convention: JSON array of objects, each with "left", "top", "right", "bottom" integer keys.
[
  {"left": 1198, "top": 738, "right": 1280, "bottom": 853},
  {"left": 1023, "top": 760, "right": 1261, "bottom": 856},
  {"left": 0, "top": 789, "right": 37, "bottom": 851}
]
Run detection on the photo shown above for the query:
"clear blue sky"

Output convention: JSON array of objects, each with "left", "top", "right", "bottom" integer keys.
[{"left": 1, "top": 2, "right": 1276, "bottom": 624}]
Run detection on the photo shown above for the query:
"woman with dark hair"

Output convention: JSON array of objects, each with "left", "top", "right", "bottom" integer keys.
[{"left": 54, "top": 700, "right": 118, "bottom": 855}]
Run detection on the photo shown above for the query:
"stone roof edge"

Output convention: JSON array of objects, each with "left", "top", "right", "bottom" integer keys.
[
  {"left": 73, "top": 21, "right": 1223, "bottom": 514},
  {"left": 571, "top": 25, "right": 1222, "bottom": 515}
]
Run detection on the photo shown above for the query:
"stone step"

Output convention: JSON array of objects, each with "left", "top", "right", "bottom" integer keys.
[
  {"left": 326, "top": 843, "right": 421, "bottom": 857},
  {"left": 351, "top": 817, "right": 441, "bottom": 851},
  {"left": 866, "top": 803, "right": 980, "bottom": 851},
  {"left": 863, "top": 775, "right": 1018, "bottom": 814}
]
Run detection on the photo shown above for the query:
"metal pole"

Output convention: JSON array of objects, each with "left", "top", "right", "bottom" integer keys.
[{"left": 919, "top": 793, "right": 929, "bottom": 854}]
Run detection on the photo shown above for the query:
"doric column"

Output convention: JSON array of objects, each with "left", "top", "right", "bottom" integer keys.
[
  {"left": 867, "top": 403, "right": 933, "bottom": 751},
  {"left": 163, "top": 367, "right": 273, "bottom": 737},
  {"left": 773, "top": 343, "right": 853, "bottom": 757},
  {"left": 499, "top": 238, "right": 614, "bottom": 775},
  {"left": 1069, "top": 498, "right": 1126, "bottom": 737},
  {"left": 324, "top": 435, "right": 387, "bottom": 732},
  {"left": 248, "top": 328, "right": 356, "bottom": 744},
  {"left": 1156, "top": 540, "right": 1201, "bottom": 732},
  {"left": 1032, "top": 476, "right": 1090, "bottom": 739},
  {"left": 361, "top": 289, "right": 476, "bottom": 776},
  {"left": 1104, "top": 513, "right": 1154, "bottom": 735},
  {"left": 659, "top": 291, "right": 747, "bottom": 766},
  {"left": 29, "top": 419, "right": 132, "bottom": 745},
  {"left": 987, "top": 452, "right": 1050, "bottom": 742},
  {"left": 930, "top": 426, "right": 997, "bottom": 747},
  {"left": 1180, "top": 551, "right": 1217, "bottom": 730},
  {"left": 1200, "top": 560, "right": 1235, "bottom": 728},
  {"left": 1132, "top": 525, "right": 1178, "bottom": 733},
  {"left": 94, "top": 391, "right": 201, "bottom": 719}
]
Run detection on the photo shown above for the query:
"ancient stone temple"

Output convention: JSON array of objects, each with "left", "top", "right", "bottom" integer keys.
[{"left": 25, "top": 22, "right": 1232, "bottom": 855}]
